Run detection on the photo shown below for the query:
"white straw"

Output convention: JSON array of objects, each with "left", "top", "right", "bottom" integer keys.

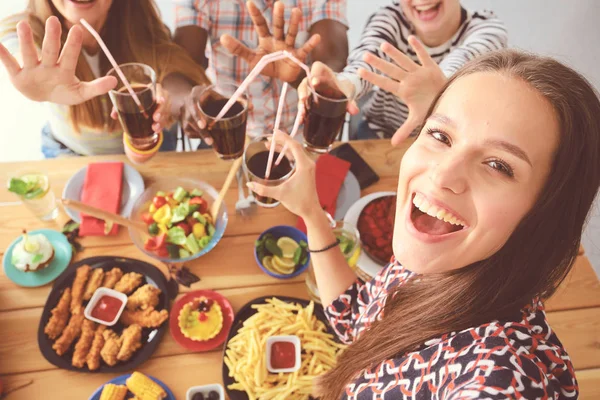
[
  {"left": 264, "top": 82, "right": 289, "bottom": 179},
  {"left": 212, "top": 52, "right": 288, "bottom": 123},
  {"left": 212, "top": 51, "right": 316, "bottom": 124},
  {"left": 79, "top": 19, "right": 144, "bottom": 111},
  {"left": 274, "top": 104, "right": 303, "bottom": 165}
]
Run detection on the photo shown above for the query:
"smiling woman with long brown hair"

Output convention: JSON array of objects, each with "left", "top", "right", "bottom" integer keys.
[
  {"left": 250, "top": 50, "right": 600, "bottom": 399},
  {"left": 0, "top": 0, "right": 209, "bottom": 157}
]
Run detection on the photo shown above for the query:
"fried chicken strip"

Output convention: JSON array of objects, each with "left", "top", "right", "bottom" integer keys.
[
  {"left": 44, "top": 288, "right": 71, "bottom": 339},
  {"left": 117, "top": 324, "right": 143, "bottom": 362},
  {"left": 100, "top": 329, "right": 122, "bottom": 367},
  {"left": 72, "top": 319, "right": 96, "bottom": 368},
  {"left": 83, "top": 268, "right": 105, "bottom": 301},
  {"left": 86, "top": 325, "right": 107, "bottom": 371},
  {"left": 52, "top": 313, "right": 84, "bottom": 356},
  {"left": 70, "top": 265, "right": 92, "bottom": 314},
  {"left": 120, "top": 307, "right": 169, "bottom": 328},
  {"left": 126, "top": 284, "right": 161, "bottom": 311},
  {"left": 102, "top": 267, "right": 124, "bottom": 289},
  {"left": 114, "top": 272, "right": 143, "bottom": 294}
]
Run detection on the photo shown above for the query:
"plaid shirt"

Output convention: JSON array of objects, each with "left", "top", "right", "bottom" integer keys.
[{"left": 174, "top": 0, "right": 347, "bottom": 136}]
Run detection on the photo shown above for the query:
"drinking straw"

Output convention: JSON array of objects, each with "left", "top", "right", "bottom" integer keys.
[
  {"left": 274, "top": 105, "right": 303, "bottom": 166},
  {"left": 211, "top": 51, "right": 314, "bottom": 125},
  {"left": 79, "top": 19, "right": 148, "bottom": 118},
  {"left": 264, "top": 82, "right": 289, "bottom": 179}
]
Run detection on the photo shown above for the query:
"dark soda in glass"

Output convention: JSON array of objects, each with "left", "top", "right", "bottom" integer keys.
[
  {"left": 303, "top": 85, "right": 348, "bottom": 153},
  {"left": 200, "top": 97, "right": 247, "bottom": 160}
]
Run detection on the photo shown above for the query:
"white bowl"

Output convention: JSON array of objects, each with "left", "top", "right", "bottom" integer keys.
[
  {"left": 186, "top": 383, "right": 225, "bottom": 400},
  {"left": 266, "top": 335, "right": 301, "bottom": 373},
  {"left": 84, "top": 287, "right": 128, "bottom": 326}
]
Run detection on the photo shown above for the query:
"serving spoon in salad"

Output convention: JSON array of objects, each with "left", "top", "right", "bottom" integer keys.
[{"left": 60, "top": 198, "right": 147, "bottom": 235}]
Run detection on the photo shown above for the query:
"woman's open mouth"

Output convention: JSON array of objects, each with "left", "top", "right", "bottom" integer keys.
[
  {"left": 413, "top": 2, "right": 442, "bottom": 22},
  {"left": 408, "top": 192, "right": 467, "bottom": 239}
]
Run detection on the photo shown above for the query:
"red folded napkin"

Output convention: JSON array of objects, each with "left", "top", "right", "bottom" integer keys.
[
  {"left": 79, "top": 162, "right": 124, "bottom": 236},
  {"left": 297, "top": 154, "right": 350, "bottom": 233}
]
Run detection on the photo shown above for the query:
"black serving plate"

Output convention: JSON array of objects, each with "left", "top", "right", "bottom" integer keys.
[
  {"left": 37, "top": 256, "right": 170, "bottom": 373},
  {"left": 222, "top": 296, "right": 338, "bottom": 400}
]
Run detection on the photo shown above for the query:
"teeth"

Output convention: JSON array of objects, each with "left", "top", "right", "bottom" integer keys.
[
  {"left": 413, "top": 192, "right": 424, "bottom": 207},
  {"left": 415, "top": 3, "right": 438, "bottom": 11},
  {"left": 412, "top": 194, "right": 465, "bottom": 226}
]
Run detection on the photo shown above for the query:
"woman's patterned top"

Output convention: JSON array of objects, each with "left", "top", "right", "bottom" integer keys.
[{"left": 324, "top": 260, "right": 578, "bottom": 399}]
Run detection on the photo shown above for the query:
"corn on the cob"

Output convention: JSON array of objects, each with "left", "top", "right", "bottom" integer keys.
[
  {"left": 126, "top": 371, "right": 167, "bottom": 400},
  {"left": 99, "top": 384, "right": 128, "bottom": 400}
]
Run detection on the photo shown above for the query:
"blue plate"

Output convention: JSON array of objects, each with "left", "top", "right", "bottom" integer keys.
[
  {"left": 62, "top": 163, "right": 145, "bottom": 223},
  {"left": 254, "top": 225, "right": 310, "bottom": 279},
  {"left": 2, "top": 229, "right": 72, "bottom": 287},
  {"left": 89, "top": 373, "right": 175, "bottom": 400}
]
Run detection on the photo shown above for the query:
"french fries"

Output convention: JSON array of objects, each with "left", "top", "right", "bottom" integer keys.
[{"left": 224, "top": 298, "right": 345, "bottom": 400}]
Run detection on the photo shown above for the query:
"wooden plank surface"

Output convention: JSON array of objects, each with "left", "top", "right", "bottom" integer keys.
[
  {"left": 1, "top": 139, "right": 599, "bottom": 399},
  {"left": 578, "top": 368, "right": 600, "bottom": 400},
  {"left": 546, "top": 255, "right": 600, "bottom": 311}
]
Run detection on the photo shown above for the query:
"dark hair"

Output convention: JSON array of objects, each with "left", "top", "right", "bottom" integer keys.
[{"left": 316, "top": 49, "right": 600, "bottom": 399}]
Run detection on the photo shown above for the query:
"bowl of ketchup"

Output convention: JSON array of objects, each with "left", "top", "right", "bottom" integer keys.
[
  {"left": 84, "top": 288, "right": 128, "bottom": 326},
  {"left": 266, "top": 335, "right": 301, "bottom": 373}
]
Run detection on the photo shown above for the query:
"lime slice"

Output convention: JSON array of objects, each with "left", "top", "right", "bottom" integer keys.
[
  {"left": 276, "top": 237, "right": 299, "bottom": 258},
  {"left": 23, "top": 233, "right": 40, "bottom": 253},
  {"left": 20, "top": 174, "right": 49, "bottom": 199},
  {"left": 272, "top": 255, "right": 296, "bottom": 274}
]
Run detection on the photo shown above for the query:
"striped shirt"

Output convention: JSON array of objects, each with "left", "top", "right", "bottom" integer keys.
[
  {"left": 173, "top": 0, "right": 348, "bottom": 137},
  {"left": 338, "top": 4, "right": 508, "bottom": 138}
]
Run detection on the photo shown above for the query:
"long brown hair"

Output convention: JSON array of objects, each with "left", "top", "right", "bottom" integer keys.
[
  {"left": 1, "top": 0, "right": 209, "bottom": 133},
  {"left": 316, "top": 50, "right": 600, "bottom": 399}
]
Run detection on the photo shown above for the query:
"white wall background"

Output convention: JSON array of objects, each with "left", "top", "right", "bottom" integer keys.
[{"left": 1, "top": 0, "right": 599, "bottom": 273}]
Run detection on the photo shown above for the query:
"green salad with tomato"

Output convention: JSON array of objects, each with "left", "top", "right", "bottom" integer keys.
[{"left": 141, "top": 187, "right": 216, "bottom": 259}]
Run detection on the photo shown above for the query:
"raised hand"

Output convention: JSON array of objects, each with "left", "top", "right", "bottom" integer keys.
[
  {"left": 0, "top": 16, "right": 116, "bottom": 105},
  {"left": 359, "top": 35, "right": 446, "bottom": 146},
  {"left": 220, "top": 0, "right": 321, "bottom": 84}
]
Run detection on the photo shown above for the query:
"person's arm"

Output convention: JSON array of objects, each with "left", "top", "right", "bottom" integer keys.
[
  {"left": 438, "top": 11, "right": 508, "bottom": 77},
  {"left": 172, "top": 0, "right": 210, "bottom": 69},
  {"left": 173, "top": 25, "right": 209, "bottom": 69},
  {"left": 307, "top": 19, "right": 348, "bottom": 74},
  {"left": 307, "top": 0, "right": 349, "bottom": 73},
  {"left": 337, "top": 4, "right": 405, "bottom": 101}
]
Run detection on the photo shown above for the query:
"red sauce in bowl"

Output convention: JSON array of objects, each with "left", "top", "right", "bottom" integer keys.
[
  {"left": 91, "top": 295, "right": 123, "bottom": 322},
  {"left": 270, "top": 341, "right": 296, "bottom": 369},
  {"left": 357, "top": 195, "right": 396, "bottom": 265}
]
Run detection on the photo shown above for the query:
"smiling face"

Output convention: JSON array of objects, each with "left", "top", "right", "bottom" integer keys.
[
  {"left": 400, "top": 0, "right": 462, "bottom": 46},
  {"left": 393, "top": 72, "right": 559, "bottom": 274},
  {"left": 50, "top": 0, "right": 113, "bottom": 30}
]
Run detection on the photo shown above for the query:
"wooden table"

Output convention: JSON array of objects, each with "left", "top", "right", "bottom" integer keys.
[{"left": 0, "top": 140, "right": 598, "bottom": 399}]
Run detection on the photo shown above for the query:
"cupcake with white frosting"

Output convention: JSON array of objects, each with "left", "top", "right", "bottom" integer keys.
[{"left": 11, "top": 230, "right": 55, "bottom": 272}]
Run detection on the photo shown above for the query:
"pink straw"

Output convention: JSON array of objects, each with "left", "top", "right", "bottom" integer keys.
[
  {"left": 274, "top": 104, "right": 303, "bottom": 165},
  {"left": 212, "top": 51, "right": 315, "bottom": 125},
  {"left": 79, "top": 19, "right": 147, "bottom": 117},
  {"left": 264, "top": 82, "right": 289, "bottom": 179}
]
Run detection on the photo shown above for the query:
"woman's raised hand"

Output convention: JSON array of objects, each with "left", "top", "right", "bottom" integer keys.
[
  {"left": 360, "top": 35, "right": 446, "bottom": 146},
  {"left": 0, "top": 16, "right": 116, "bottom": 105}
]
